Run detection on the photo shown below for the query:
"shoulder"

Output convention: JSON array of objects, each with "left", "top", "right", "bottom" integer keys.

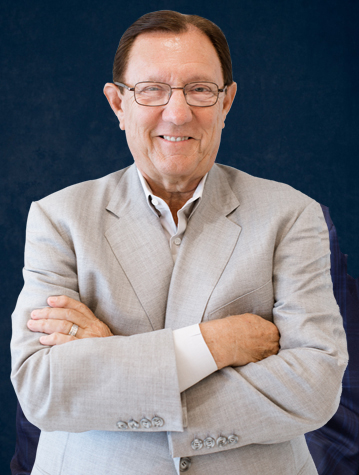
[
  {"left": 37, "top": 167, "right": 130, "bottom": 211},
  {"left": 26, "top": 166, "right": 132, "bottom": 235},
  {"left": 212, "top": 164, "right": 324, "bottom": 240},
  {"left": 214, "top": 163, "right": 314, "bottom": 211}
]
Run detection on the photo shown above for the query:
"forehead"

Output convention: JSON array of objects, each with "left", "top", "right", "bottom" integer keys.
[{"left": 125, "top": 28, "right": 223, "bottom": 84}]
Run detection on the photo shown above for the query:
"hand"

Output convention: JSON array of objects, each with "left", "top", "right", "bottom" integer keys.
[
  {"left": 27, "top": 295, "right": 113, "bottom": 346},
  {"left": 200, "top": 313, "right": 280, "bottom": 370}
]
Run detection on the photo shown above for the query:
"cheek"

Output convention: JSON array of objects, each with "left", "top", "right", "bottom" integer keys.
[
  {"left": 201, "top": 114, "right": 223, "bottom": 145},
  {"left": 127, "top": 111, "right": 159, "bottom": 141},
  {"left": 201, "top": 107, "right": 222, "bottom": 132}
]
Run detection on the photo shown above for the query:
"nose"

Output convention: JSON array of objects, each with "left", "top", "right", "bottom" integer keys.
[{"left": 161, "top": 89, "right": 192, "bottom": 125}]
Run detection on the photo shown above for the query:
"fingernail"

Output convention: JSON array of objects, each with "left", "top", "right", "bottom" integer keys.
[
  {"left": 31, "top": 310, "right": 39, "bottom": 317},
  {"left": 48, "top": 297, "right": 58, "bottom": 303}
]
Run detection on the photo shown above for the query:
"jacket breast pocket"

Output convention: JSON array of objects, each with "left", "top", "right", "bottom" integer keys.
[{"left": 206, "top": 279, "right": 274, "bottom": 322}]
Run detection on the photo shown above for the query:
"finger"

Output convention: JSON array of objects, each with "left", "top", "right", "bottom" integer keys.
[
  {"left": 39, "top": 332, "right": 77, "bottom": 346},
  {"left": 47, "top": 296, "right": 95, "bottom": 320},
  {"left": 27, "top": 318, "right": 82, "bottom": 338},
  {"left": 31, "top": 307, "right": 88, "bottom": 329}
]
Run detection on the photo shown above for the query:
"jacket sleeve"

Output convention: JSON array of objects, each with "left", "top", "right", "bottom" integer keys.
[
  {"left": 10, "top": 201, "right": 183, "bottom": 433},
  {"left": 168, "top": 201, "right": 348, "bottom": 458}
]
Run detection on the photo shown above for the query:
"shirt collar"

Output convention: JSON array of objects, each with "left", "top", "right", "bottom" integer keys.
[{"left": 136, "top": 166, "right": 208, "bottom": 214}]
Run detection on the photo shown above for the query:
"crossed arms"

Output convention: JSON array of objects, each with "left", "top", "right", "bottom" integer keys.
[
  {"left": 10, "top": 169, "right": 348, "bottom": 458},
  {"left": 26, "top": 295, "right": 280, "bottom": 370}
]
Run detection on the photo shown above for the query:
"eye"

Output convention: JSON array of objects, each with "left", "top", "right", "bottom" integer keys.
[
  {"left": 145, "top": 86, "right": 163, "bottom": 92},
  {"left": 187, "top": 83, "right": 214, "bottom": 94},
  {"left": 137, "top": 84, "right": 166, "bottom": 94}
]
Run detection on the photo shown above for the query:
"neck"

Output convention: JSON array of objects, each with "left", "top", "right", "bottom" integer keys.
[
  {"left": 140, "top": 172, "right": 203, "bottom": 225},
  {"left": 149, "top": 179, "right": 199, "bottom": 225}
]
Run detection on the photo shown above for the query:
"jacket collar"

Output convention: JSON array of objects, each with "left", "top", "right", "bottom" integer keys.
[{"left": 105, "top": 163, "right": 241, "bottom": 331}]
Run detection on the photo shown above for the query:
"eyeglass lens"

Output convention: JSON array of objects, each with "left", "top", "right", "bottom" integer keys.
[{"left": 134, "top": 82, "right": 219, "bottom": 106}]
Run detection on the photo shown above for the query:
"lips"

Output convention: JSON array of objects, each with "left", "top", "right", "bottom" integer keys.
[{"left": 160, "top": 135, "right": 191, "bottom": 142}]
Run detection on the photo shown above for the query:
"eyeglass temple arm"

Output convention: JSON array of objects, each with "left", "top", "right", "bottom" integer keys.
[{"left": 114, "top": 82, "right": 135, "bottom": 91}]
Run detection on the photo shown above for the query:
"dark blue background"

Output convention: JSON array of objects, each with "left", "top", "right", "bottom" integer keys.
[{"left": 1, "top": 0, "right": 358, "bottom": 472}]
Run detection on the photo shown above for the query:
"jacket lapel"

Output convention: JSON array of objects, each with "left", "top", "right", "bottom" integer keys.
[
  {"left": 165, "top": 165, "right": 242, "bottom": 330},
  {"left": 105, "top": 165, "right": 174, "bottom": 331}
]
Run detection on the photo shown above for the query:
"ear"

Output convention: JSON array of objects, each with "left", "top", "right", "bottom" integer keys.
[
  {"left": 221, "top": 82, "right": 237, "bottom": 128},
  {"left": 103, "top": 83, "right": 126, "bottom": 130}
]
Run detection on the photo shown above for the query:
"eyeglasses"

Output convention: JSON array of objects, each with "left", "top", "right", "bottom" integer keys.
[{"left": 114, "top": 81, "right": 227, "bottom": 107}]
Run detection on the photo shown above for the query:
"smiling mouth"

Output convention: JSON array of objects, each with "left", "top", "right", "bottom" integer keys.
[{"left": 160, "top": 135, "right": 192, "bottom": 142}]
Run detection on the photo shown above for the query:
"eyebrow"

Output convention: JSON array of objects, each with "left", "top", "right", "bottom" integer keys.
[{"left": 143, "top": 76, "right": 216, "bottom": 84}]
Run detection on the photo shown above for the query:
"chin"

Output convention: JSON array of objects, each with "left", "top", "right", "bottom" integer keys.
[{"left": 156, "top": 160, "right": 199, "bottom": 178}]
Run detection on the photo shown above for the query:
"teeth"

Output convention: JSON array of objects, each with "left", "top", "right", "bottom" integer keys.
[{"left": 163, "top": 136, "right": 189, "bottom": 142}]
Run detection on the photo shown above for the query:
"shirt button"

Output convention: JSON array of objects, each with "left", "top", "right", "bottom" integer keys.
[
  {"left": 151, "top": 198, "right": 159, "bottom": 206},
  {"left": 179, "top": 457, "right": 192, "bottom": 472},
  {"left": 174, "top": 237, "right": 182, "bottom": 246}
]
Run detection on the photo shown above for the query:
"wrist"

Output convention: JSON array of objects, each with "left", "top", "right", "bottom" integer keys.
[{"left": 199, "top": 318, "right": 234, "bottom": 370}]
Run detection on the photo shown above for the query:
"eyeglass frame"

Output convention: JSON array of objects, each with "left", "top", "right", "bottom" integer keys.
[{"left": 114, "top": 81, "right": 227, "bottom": 107}]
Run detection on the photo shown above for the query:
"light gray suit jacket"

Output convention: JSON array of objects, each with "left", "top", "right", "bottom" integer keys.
[{"left": 11, "top": 163, "right": 348, "bottom": 475}]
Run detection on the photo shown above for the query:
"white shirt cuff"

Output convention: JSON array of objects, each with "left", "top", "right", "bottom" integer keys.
[{"left": 173, "top": 324, "right": 218, "bottom": 392}]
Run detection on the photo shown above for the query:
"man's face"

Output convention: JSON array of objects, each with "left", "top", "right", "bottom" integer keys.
[{"left": 106, "top": 28, "right": 236, "bottom": 191}]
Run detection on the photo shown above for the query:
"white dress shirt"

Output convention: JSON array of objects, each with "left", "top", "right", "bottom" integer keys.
[{"left": 136, "top": 169, "right": 218, "bottom": 393}]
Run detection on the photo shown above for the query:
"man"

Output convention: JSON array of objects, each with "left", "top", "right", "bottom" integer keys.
[{"left": 11, "top": 11, "right": 348, "bottom": 475}]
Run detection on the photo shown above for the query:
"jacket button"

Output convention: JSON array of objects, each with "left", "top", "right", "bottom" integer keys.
[
  {"left": 228, "top": 434, "right": 239, "bottom": 445},
  {"left": 191, "top": 438, "right": 203, "bottom": 450},
  {"left": 116, "top": 421, "right": 128, "bottom": 430},
  {"left": 140, "top": 418, "right": 152, "bottom": 429},
  {"left": 179, "top": 457, "right": 192, "bottom": 472},
  {"left": 128, "top": 420, "right": 140, "bottom": 429},
  {"left": 216, "top": 436, "right": 228, "bottom": 447},
  {"left": 203, "top": 436, "right": 216, "bottom": 448},
  {"left": 152, "top": 416, "right": 164, "bottom": 427}
]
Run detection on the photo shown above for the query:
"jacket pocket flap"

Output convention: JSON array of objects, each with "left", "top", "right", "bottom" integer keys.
[{"left": 207, "top": 280, "right": 274, "bottom": 321}]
